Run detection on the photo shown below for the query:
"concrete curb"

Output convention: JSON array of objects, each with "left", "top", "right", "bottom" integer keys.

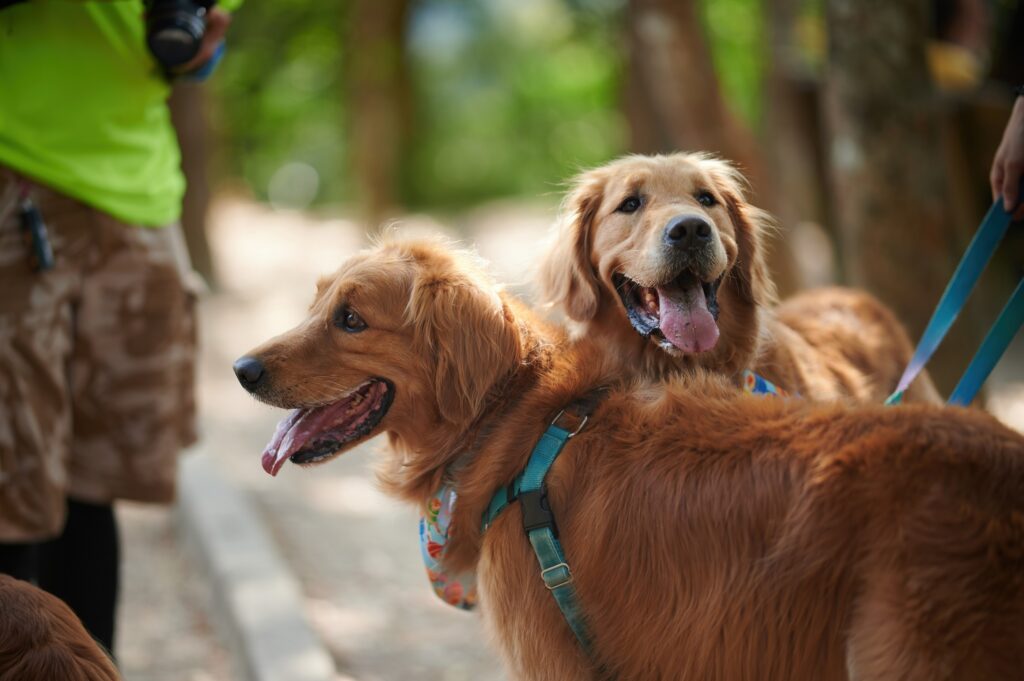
[{"left": 177, "top": 450, "right": 340, "bottom": 681}]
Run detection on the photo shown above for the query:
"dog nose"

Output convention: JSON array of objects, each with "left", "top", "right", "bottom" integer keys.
[
  {"left": 664, "top": 215, "right": 713, "bottom": 251},
  {"left": 233, "top": 356, "right": 266, "bottom": 390}
]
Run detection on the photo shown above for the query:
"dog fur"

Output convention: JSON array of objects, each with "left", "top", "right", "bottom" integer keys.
[
  {"left": 239, "top": 239, "right": 1024, "bottom": 681},
  {"left": 538, "top": 153, "right": 940, "bottom": 404},
  {"left": 0, "top": 575, "right": 120, "bottom": 681}
]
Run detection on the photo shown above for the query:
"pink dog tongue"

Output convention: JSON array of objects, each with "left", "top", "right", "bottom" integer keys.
[
  {"left": 656, "top": 282, "right": 719, "bottom": 354},
  {"left": 261, "top": 409, "right": 314, "bottom": 477}
]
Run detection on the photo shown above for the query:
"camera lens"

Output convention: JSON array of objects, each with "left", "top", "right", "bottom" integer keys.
[{"left": 146, "top": 1, "right": 207, "bottom": 69}]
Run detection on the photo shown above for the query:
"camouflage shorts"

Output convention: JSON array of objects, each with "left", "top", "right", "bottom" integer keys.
[{"left": 0, "top": 169, "right": 197, "bottom": 541}]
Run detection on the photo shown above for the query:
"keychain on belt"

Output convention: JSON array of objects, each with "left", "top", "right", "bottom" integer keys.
[{"left": 17, "top": 181, "right": 55, "bottom": 272}]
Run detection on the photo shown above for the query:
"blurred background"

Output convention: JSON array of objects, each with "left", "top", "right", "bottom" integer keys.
[
  {"left": 176, "top": 0, "right": 1024, "bottom": 390},
  {"left": 128, "top": 1, "right": 1024, "bottom": 679}
]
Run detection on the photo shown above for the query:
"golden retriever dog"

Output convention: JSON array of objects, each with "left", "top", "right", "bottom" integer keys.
[
  {"left": 539, "top": 153, "right": 940, "bottom": 403},
  {"left": 0, "top": 575, "right": 120, "bottom": 681},
  {"left": 236, "top": 239, "right": 1023, "bottom": 681}
]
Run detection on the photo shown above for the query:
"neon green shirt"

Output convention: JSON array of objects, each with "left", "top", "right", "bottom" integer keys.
[{"left": 0, "top": 1, "right": 235, "bottom": 226}]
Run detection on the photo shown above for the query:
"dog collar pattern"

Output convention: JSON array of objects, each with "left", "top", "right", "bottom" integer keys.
[
  {"left": 419, "top": 484, "right": 478, "bottom": 610},
  {"left": 742, "top": 370, "right": 789, "bottom": 397}
]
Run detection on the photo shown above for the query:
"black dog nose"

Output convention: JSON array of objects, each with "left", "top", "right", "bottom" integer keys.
[
  {"left": 664, "top": 215, "right": 713, "bottom": 250},
  {"left": 233, "top": 356, "right": 266, "bottom": 390}
]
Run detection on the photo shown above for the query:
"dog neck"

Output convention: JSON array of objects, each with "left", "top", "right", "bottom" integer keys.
[
  {"left": 434, "top": 336, "right": 618, "bottom": 573},
  {"left": 377, "top": 299, "right": 566, "bottom": 506}
]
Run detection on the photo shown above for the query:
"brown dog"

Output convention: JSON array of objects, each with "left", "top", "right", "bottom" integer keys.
[
  {"left": 539, "top": 153, "right": 940, "bottom": 403},
  {"left": 237, "top": 239, "right": 1024, "bottom": 681},
  {"left": 0, "top": 575, "right": 120, "bottom": 681}
]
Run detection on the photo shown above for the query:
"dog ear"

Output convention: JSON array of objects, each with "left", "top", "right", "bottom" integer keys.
[
  {"left": 724, "top": 194, "right": 778, "bottom": 309},
  {"left": 537, "top": 173, "right": 605, "bottom": 321},
  {"left": 704, "top": 161, "right": 778, "bottom": 310},
  {"left": 410, "top": 271, "right": 521, "bottom": 424}
]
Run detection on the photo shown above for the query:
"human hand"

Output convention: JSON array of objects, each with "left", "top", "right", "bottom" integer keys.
[
  {"left": 990, "top": 94, "right": 1024, "bottom": 221},
  {"left": 177, "top": 7, "right": 231, "bottom": 74}
]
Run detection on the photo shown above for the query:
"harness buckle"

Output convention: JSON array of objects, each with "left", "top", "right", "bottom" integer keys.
[
  {"left": 540, "top": 562, "right": 574, "bottom": 590},
  {"left": 520, "top": 488, "right": 558, "bottom": 537},
  {"left": 550, "top": 410, "right": 589, "bottom": 438}
]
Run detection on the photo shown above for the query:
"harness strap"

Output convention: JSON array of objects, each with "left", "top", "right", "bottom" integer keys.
[
  {"left": 482, "top": 393, "right": 605, "bottom": 659},
  {"left": 528, "top": 521, "right": 592, "bottom": 652},
  {"left": 482, "top": 394, "right": 601, "bottom": 530},
  {"left": 887, "top": 182, "right": 1022, "bottom": 405}
]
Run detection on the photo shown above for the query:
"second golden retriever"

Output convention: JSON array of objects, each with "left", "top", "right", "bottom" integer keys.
[
  {"left": 539, "top": 153, "right": 939, "bottom": 403},
  {"left": 236, "top": 238, "right": 1023, "bottom": 681}
]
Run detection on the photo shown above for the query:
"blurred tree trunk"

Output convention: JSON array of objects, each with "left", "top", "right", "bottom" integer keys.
[
  {"left": 763, "top": 0, "right": 834, "bottom": 281},
  {"left": 170, "top": 82, "right": 216, "bottom": 288},
  {"left": 625, "top": 0, "right": 764, "bottom": 185},
  {"left": 626, "top": 0, "right": 801, "bottom": 295},
  {"left": 822, "top": 0, "right": 981, "bottom": 394},
  {"left": 346, "top": 0, "right": 412, "bottom": 230}
]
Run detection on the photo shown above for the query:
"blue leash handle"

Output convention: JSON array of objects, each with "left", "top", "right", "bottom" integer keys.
[
  {"left": 948, "top": 278, "right": 1024, "bottom": 406},
  {"left": 887, "top": 182, "right": 1022, "bottom": 405}
]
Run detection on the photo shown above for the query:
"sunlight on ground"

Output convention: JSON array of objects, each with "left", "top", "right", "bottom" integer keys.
[{"left": 303, "top": 475, "right": 400, "bottom": 517}]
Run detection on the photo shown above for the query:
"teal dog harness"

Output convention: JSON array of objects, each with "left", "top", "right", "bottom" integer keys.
[
  {"left": 481, "top": 405, "right": 596, "bottom": 653},
  {"left": 417, "top": 370, "right": 791, "bottom": 654}
]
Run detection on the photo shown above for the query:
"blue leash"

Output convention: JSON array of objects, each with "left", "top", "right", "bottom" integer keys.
[
  {"left": 948, "top": 278, "right": 1024, "bottom": 406},
  {"left": 887, "top": 183, "right": 1022, "bottom": 406}
]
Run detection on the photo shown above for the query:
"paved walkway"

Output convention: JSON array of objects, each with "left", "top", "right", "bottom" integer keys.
[{"left": 117, "top": 503, "right": 237, "bottom": 681}]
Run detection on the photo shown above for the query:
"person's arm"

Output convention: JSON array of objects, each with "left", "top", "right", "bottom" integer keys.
[
  {"left": 177, "top": 6, "right": 232, "bottom": 73},
  {"left": 990, "top": 85, "right": 1024, "bottom": 220}
]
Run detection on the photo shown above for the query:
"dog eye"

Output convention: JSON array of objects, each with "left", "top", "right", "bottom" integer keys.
[
  {"left": 335, "top": 307, "right": 367, "bottom": 333},
  {"left": 616, "top": 195, "right": 643, "bottom": 214},
  {"left": 696, "top": 191, "right": 717, "bottom": 208}
]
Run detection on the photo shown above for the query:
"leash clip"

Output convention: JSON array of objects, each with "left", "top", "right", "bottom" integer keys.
[{"left": 550, "top": 410, "right": 588, "bottom": 438}]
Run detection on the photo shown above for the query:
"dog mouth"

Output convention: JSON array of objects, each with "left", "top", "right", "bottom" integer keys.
[
  {"left": 260, "top": 378, "right": 395, "bottom": 476},
  {"left": 613, "top": 270, "right": 721, "bottom": 354}
]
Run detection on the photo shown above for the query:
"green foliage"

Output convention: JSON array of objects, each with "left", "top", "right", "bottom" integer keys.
[
  {"left": 698, "top": 0, "right": 765, "bottom": 128},
  {"left": 214, "top": 0, "right": 626, "bottom": 208},
  {"left": 403, "top": 0, "right": 626, "bottom": 207},
  {"left": 213, "top": 0, "right": 348, "bottom": 204},
  {"left": 213, "top": 0, "right": 767, "bottom": 209}
]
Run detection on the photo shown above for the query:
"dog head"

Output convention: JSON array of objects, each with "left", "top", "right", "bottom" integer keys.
[
  {"left": 234, "top": 239, "right": 521, "bottom": 477},
  {"left": 0, "top": 575, "right": 120, "bottom": 681},
  {"left": 539, "top": 152, "right": 776, "bottom": 374}
]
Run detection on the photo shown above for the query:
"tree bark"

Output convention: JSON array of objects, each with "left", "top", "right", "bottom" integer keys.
[
  {"left": 626, "top": 0, "right": 764, "bottom": 185},
  {"left": 626, "top": 0, "right": 801, "bottom": 294},
  {"left": 345, "top": 0, "right": 412, "bottom": 230},
  {"left": 822, "top": 0, "right": 981, "bottom": 394},
  {"left": 763, "top": 0, "right": 834, "bottom": 281}
]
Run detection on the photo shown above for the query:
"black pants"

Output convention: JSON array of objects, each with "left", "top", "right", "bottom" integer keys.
[{"left": 0, "top": 498, "right": 119, "bottom": 653}]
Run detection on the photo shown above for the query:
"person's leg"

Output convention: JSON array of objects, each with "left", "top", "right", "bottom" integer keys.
[
  {"left": 36, "top": 497, "right": 119, "bottom": 652},
  {"left": 0, "top": 169, "right": 79, "bottom": 572},
  {"left": 0, "top": 542, "right": 37, "bottom": 582},
  {"left": 59, "top": 215, "right": 197, "bottom": 656}
]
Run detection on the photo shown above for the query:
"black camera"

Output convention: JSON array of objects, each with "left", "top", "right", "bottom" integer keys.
[{"left": 145, "top": 0, "right": 216, "bottom": 69}]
